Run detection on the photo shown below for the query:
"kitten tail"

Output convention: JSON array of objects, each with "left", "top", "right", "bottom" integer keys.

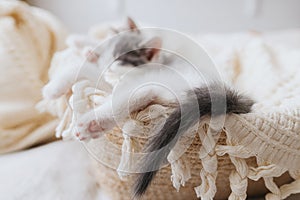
[{"left": 133, "top": 83, "right": 254, "bottom": 198}]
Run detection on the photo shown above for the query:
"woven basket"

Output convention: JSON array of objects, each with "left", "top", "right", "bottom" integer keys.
[{"left": 88, "top": 119, "right": 293, "bottom": 200}]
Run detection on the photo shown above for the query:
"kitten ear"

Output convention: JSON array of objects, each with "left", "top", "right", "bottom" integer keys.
[
  {"left": 143, "top": 37, "right": 162, "bottom": 61},
  {"left": 127, "top": 17, "right": 139, "bottom": 31}
]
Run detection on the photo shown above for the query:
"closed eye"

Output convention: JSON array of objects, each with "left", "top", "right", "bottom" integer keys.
[{"left": 116, "top": 50, "right": 148, "bottom": 66}]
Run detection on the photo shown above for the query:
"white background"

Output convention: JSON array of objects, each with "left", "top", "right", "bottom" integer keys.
[{"left": 28, "top": 0, "right": 300, "bottom": 33}]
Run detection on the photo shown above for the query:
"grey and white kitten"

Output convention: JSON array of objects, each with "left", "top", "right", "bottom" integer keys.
[
  {"left": 46, "top": 18, "right": 254, "bottom": 198},
  {"left": 72, "top": 18, "right": 255, "bottom": 197}
]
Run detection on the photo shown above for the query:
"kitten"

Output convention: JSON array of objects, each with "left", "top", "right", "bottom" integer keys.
[
  {"left": 74, "top": 18, "right": 214, "bottom": 140},
  {"left": 73, "top": 20, "right": 254, "bottom": 198},
  {"left": 44, "top": 18, "right": 254, "bottom": 197}
]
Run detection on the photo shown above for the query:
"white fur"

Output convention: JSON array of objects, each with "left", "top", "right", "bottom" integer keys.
[
  {"left": 75, "top": 51, "right": 208, "bottom": 140},
  {"left": 42, "top": 20, "right": 213, "bottom": 140},
  {"left": 43, "top": 37, "right": 112, "bottom": 99}
]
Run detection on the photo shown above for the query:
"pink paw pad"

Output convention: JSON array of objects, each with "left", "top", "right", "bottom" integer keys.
[
  {"left": 88, "top": 120, "right": 106, "bottom": 133},
  {"left": 85, "top": 50, "right": 99, "bottom": 63},
  {"left": 75, "top": 132, "right": 87, "bottom": 141}
]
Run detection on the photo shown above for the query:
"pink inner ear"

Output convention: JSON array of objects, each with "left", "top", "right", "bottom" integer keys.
[
  {"left": 144, "top": 37, "right": 162, "bottom": 61},
  {"left": 144, "top": 37, "right": 162, "bottom": 50},
  {"left": 127, "top": 17, "right": 138, "bottom": 31}
]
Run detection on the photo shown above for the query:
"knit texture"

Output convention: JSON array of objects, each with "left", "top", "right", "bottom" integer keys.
[{"left": 0, "top": 0, "right": 66, "bottom": 154}]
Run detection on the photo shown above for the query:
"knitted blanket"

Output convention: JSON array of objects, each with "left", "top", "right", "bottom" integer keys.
[
  {"left": 43, "top": 27, "right": 300, "bottom": 199},
  {"left": 197, "top": 31, "right": 300, "bottom": 170},
  {"left": 196, "top": 31, "right": 300, "bottom": 199},
  {"left": 0, "top": 0, "right": 66, "bottom": 154}
]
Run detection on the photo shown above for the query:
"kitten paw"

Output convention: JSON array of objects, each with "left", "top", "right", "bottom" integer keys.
[
  {"left": 83, "top": 48, "right": 100, "bottom": 63},
  {"left": 74, "top": 115, "right": 116, "bottom": 141}
]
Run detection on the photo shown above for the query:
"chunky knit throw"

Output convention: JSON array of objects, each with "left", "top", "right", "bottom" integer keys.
[{"left": 0, "top": 0, "right": 66, "bottom": 154}]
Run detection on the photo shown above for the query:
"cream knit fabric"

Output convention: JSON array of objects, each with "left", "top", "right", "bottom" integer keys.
[
  {"left": 196, "top": 32, "right": 300, "bottom": 199},
  {"left": 44, "top": 27, "right": 300, "bottom": 199},
  {"left": 0, "top": 0, "right": 66, "bottom": 154},
  {"left": 197, "top": 31, "right": 300, "bottom": 170}
]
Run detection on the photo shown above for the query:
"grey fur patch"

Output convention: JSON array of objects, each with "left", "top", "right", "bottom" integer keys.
[{"left": 113, "top": 35, "right": 161, "bottom": 67}]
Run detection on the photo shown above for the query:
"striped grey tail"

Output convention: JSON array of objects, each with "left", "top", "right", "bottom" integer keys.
[{"left": 133, "top": 83, "right": 254, "bottom": 198}]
